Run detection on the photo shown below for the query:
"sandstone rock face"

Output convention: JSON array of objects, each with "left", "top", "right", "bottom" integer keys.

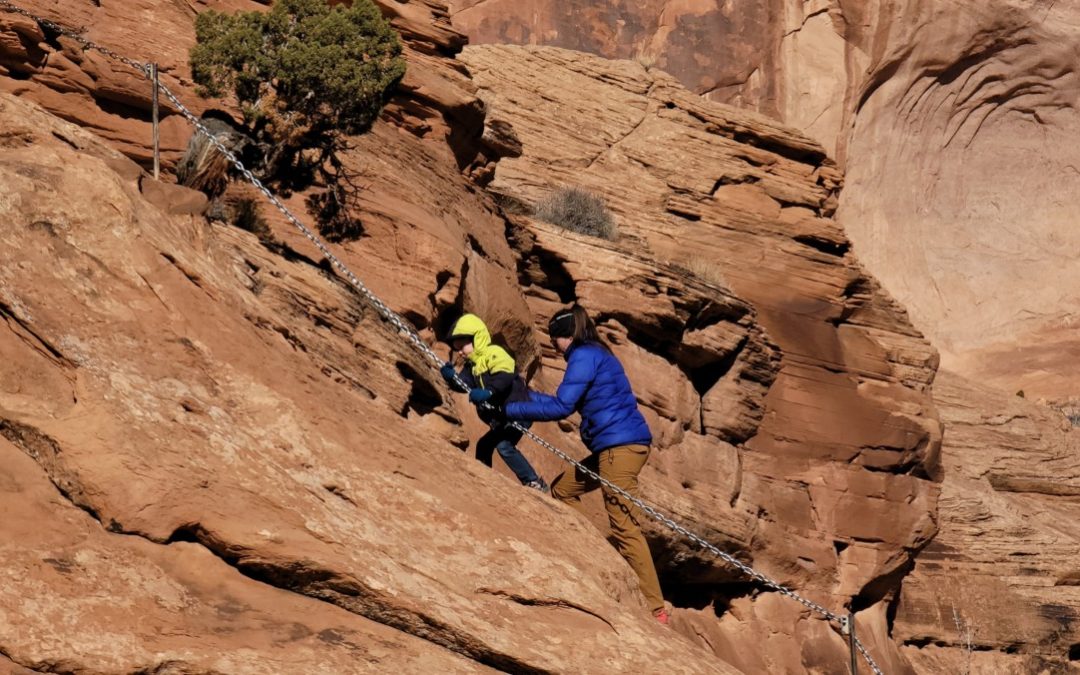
[
  {"left": 451, "top": 0, "right": 1080, "bottom": 405},
  {"left": 460, "top": 44, "right": 942, "bottom": 672},
  {"left": 897, "top": 371, "right": 1080, "bottom": 672},
  {"left": 0, "top": 91, "right": 736, "bottom": 673},
  {"left": 837, "top": 1, "right": 1080, "bottom": 403},
  {"left": 448, "top": 1, "right": 844, "bottom": 154},
  {"left": 450, "top": 0, "right": 769, "bottom": 105},
  {"left": 6, "top": 0, "right": 1066, "bottom": 672}
]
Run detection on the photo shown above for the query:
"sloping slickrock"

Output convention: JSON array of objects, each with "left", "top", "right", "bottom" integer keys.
[
  {"left": 0, "top": 92, "right": 737, "bottom": 674},
  {"left": 460, "top": 44, "right": 942, "bottom": 672},
  {"left": 894, "top": 370, "right": 1080, "bottom": 673},
  {"left": 0, "top": 437, "right": 490, "bottom": 675},
  {"left": 0, "top": 0, "right": 539, "bottom": 389}
]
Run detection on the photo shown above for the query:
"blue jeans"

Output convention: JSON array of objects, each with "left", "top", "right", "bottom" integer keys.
[{"left": 475, "top": 422, "right": 539, "bottom": 484}]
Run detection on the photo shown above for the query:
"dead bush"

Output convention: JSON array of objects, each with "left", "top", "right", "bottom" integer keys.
[
  {"left": 534, "top": 187, "right": 617, "bottom": 240},
  {"left": 678, "top": 256, "right": 728, "bottom": 288}
]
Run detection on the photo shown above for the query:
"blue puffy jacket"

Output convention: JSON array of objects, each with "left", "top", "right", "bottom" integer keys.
[{"left": 505, "top": 342, "right": 652, "bottom": 453}]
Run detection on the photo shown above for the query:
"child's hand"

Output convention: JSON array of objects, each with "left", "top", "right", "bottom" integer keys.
[
  {"left": 469, "top": 388, "right": 493, "bottom": 404},
  {"left": 440, "top": 363, "right": 457, "bottom": 382}
]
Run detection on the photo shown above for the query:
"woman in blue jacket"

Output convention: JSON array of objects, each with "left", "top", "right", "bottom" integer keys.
[{"left": 503, "top": 305, "right": 668, "bottom": 624}]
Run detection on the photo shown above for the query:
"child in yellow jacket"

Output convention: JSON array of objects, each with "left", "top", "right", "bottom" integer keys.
[{"left": 441, "top": 314, "right": 548, "bottom": 492}]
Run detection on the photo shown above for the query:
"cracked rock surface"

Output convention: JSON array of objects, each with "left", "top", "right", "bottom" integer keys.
[
  {"left": 894, "top": 370, "right": 1080, "bottom": 673},
  {"left": 450, "top": 0, "right": 1080, "bottom": 403},
  {"left": 460, "top": 44, "right": 943, "bottom": 673},
  {"left": 0, "top": 91, "right": 735, "bottom": 674}
]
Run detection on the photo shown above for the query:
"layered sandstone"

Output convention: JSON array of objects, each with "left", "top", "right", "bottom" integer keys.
[
  {"left": 447, "top": 1, "right": 845, "bottom": 155},
  {"left": 449, "top": 0, "right": 767, "bottom": 105},
  {"left": 460, "top": 44, "right": 942, "bottom": 672},
  {"left": 448, "top": 16, "right": 1080, "bottom": 667},
  {"left": 450, "top": 0, "right": 1080, "bottom": 405},
  {"left": 837, "top": 1, "right": 1080, "bottom": 403},
  {"left": 0, "top": 89, "right": 739, "bottom": 673},
  {"left": 0, "top": 1, "right": 742, "bottom": 671},
  {"left": 7, "top": 0, "right": 1071, "bottom": 672},
  {"left": 897, "top": 371, "right": 1080, "bottom": 672}
]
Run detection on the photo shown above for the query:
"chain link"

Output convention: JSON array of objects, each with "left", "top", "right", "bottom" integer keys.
[{"left": 0, "top": 4, "right": 885, "bottom": 673}]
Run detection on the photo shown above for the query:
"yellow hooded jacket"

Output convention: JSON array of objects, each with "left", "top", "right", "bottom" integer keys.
[{"left": 448, "top": 314, "right": 516, "bottom": 382}]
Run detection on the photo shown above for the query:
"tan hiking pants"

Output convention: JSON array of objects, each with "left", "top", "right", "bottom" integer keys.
[{"left": 551, "top": 444, "right": 665, "bottom": 613}]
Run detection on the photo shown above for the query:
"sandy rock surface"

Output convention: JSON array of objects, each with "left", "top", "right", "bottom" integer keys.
[
  {"left": 0, "top": 90, "right": 735, "bottom": 674},
  {"left": 460, "top": 44, "right": 943, "bottom": 672},
  {"left": 450, "top": 0, "right": 1080, "bottom": 403}
]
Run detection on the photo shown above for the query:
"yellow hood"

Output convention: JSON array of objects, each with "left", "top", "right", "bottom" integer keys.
[{"left": 449, "top": 314, "right": 515, "bottom": 376}]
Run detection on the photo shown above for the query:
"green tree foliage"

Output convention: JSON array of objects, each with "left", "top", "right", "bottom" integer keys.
[
  {"left": 191, "top": 0, "right": 405, "bottom": 138},
  {"left": 189, "top": 0, "right": 406, "bottom": 239}
]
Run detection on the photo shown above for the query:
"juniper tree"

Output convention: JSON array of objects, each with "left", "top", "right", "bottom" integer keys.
[{"left": 189, "top": 0, "right": 406, "bottom": 239}]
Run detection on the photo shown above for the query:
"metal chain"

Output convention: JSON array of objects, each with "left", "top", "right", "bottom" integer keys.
[
  {"left": 160, "top": 84, "right": 886, "bottom": 675},
  {"left": 0, "top": 0, "right": 152, "bottom": 76},
  {"left": 855, "top": 636, "right": 884, "bottom": 675},
  {"left": 0, "top": 4, "right": 884, "bottom": 673}
]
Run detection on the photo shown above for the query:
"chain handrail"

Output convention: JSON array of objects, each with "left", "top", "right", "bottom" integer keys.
[{"left": 0, "top": 4, "right": 885, "bottom": 672}]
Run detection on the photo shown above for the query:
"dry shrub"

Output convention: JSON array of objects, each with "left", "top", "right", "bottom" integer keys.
[
  {"left": 681, "top": 256, "right": 728, "bottom": 288},
  {"left": 534, "top": 187, "right": 617, "bottom": 240},
  {"left": 232, "top": 197, "right": 271, "bottom": 241}
]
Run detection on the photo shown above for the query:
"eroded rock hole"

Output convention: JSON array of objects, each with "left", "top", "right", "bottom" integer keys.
[
  {"left": 852, "top": 559, "right": 914, "bottom": 612},
  {"left": 687, "top": 345, "right": 742, "bottom": 396},
  {"left": 401, "top": 310, "right": 429, "bottom": 331},
  {"left": 792, "top": 233, "right": 850, "bottom": 257},
  {"left": 395, "top": 361, "right": 444, "bottom": 416},
  {"left": 661, "top": 581, "right": 757, "bottom": 618},
  {"left": 531, "top": 250, "right": 576, "bottom": 303}
]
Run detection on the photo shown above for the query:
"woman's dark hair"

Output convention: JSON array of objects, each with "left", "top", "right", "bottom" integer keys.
[{"left": 547, "top": 305, "right": 609, "bottom": 350}]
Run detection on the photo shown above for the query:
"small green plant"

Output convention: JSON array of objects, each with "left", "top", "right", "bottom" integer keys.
[
  {"left": 534, "top": 187, "right": 617, "bottom": 240},
  {"left": 189, "top": 0, "right": 405, "bottom": 240}
]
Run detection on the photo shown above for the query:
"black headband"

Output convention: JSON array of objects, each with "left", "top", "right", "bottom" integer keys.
[{"left": 548, "top": 311, "right": 574, "bottom": 338}]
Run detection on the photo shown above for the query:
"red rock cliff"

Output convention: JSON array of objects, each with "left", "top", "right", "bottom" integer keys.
[
  {"left": 7, "top": 1, "right": 1068, "bottom": 673},
  {"left": 449, "top": 0, "right": 1080, "bottom": 405}
]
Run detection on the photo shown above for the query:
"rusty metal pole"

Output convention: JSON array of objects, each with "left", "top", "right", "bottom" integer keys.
[
  {"left": 151, "top": 62, "right": 160, "bottom": 180},
  {"left": 849, "top": 611, "right": 858, "bottom": 674}
]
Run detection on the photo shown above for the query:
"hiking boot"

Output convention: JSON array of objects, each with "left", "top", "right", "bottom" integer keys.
[
  {"left": 525, "top": 478, "right": 550, "bottom": 494},
  {"left": 654, "top": 609, "right": 670, "bottom": 626}
]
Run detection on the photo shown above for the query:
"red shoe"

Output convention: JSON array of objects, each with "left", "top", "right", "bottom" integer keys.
[{"left": 654, "top": 609, "right": 670, "bottom": 625}]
